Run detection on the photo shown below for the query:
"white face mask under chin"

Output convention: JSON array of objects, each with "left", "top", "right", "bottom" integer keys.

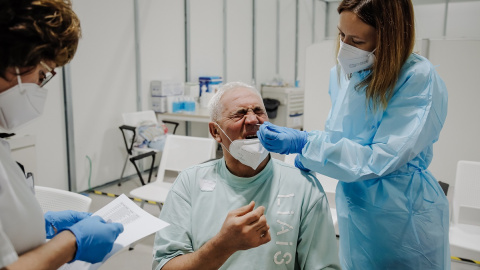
[
  {"left": 0, "top": 68, "right": 48, "bottom": 132},
  {"left": 215, "top": 123, "right": 269, "bottom": 170},
  {"left": 337, "top": 40, "right": 376, "bottom": 74}
]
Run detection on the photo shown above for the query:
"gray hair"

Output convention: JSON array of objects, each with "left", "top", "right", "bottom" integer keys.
[{"left": 208, "top": 82, "right": 262, "bottom": 122}]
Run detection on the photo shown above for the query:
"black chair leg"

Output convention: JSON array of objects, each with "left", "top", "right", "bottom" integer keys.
[{"left": 129, "top": 151, "right": 156, "bottom": 186}]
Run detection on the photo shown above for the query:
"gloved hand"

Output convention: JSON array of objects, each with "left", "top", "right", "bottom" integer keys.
[
  {"left": 44, "top": 210, "right": 92, "bottom": 239},
  {"left": 68, "top": 216, "right": 124, "bottom": 263},
  {"left": 257, "top": 122, "right": 308, "bottom": 155},
  {"left": 294, "top": 155, "right": 309, "bottom": 172}
]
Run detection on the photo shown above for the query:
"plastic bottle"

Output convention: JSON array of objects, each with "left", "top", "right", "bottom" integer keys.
[
  {"left": 172, "top": 96, "right": 181, "bottom": 113},
  {"left": 200, "top": 85, "right": 210, "bottom": 108},
  {"left": 185, "top": 96, "right": 196, "bottom": 113}
]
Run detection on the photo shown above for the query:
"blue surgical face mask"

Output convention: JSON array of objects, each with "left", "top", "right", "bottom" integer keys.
[
  {"left": 337, "top": 40, "right": 376, "bottom": 74},
  {"left": 0, "top": 68, "right": 48, "bottom": 132},
  {"left": 215, "top": 123, "right": 269, "bottom": 170}
]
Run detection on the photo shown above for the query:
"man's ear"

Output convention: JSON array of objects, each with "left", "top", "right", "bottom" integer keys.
[{"left": 209, "top": 122, "right": 222, "bottom": 143}]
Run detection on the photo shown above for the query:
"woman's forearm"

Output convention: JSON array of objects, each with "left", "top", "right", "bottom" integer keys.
[{"left": 2, "top": 230, "right": 77, "bottom": 270}]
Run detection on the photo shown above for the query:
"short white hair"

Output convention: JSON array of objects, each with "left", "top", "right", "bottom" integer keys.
[{"left": 208, "top": 82, "right": 262, "bottom": 122}]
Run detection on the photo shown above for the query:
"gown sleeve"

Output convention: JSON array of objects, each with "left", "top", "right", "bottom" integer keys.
[{"left": 299, "top": 58, "right": 448, "bottom": 182}]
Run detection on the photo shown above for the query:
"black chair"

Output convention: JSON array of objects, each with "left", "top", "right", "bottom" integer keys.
[{"left": 119, "top": 110, "right": 179, "bottom": 185}]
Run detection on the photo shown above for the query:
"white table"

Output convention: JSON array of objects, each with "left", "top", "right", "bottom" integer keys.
[{"left": 156, "top": 108, "right": 210, "bottom": 135}]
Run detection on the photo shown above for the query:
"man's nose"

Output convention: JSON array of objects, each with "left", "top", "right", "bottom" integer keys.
[{"left": 244, "top": 110, "right": 259, "bottom": 123}]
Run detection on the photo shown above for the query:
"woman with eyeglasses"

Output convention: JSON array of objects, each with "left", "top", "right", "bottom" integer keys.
[
  {"left": 257, "top": 0, "right": 450, "bottom": 269},
  {"left": 0, "top": 1, "right": 124, "bottom": 269}
]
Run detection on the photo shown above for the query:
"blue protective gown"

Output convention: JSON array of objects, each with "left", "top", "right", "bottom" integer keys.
[{"left": 297, "top": 53, "right": 450, "bottom": 269}]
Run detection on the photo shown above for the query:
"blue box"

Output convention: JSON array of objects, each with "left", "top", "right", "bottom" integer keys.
[{"left": 199, "top": 76, "right": 222, "bottom": 96}]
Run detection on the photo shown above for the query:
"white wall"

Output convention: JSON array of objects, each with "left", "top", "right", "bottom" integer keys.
[
  {"left": 325, "top": 1, "right": 480, "bottom": 39},
  {"left": 427, "top": 39, "right": 480, "bottom": 184},
  {"left": 417, "top": 1, "right": 480, "bottom": 39},
  {"left": 303, "top": 41, "right": 335, "bottom": 132},
  {"left": 255, "top": 0, "right": 277, "bottom": 88},
  {"left": 17, "top": 0, "right": 480, "bottom": 191},
  {"left": 225, "top": 0, "right": 253, "bottom": 83},
  {"left": 138, "top": 0, "right": 186, "bottom": 111},
  {"left": 190, "top": 0, "right": 224, "bottom": 82},
  {"left": 278, "top": 0, "right": 296, "bottom": 85},
  {"left": 69, "top": 0, "right": 137, "bottom": 191}
]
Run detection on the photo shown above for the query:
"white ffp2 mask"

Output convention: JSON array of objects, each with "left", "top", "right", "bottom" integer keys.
[
  {"left": 337, "top": 40, "right": 376, "bottom": 74},
  {"left": 0, "top": 69, "right": 48, "bottom": 132},
  {"left": 215, "top": 123, "right": 269, "bottom": 170}
]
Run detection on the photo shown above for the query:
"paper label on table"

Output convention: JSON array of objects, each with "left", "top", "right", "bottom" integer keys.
[{"left": 58, "top": 194, "right": 169, "bottom": 270}]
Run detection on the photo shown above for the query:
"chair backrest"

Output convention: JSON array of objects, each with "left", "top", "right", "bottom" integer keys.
[
  {"left": 121, "top": 110, "right": 159, "bottom": 149},
  {"left": 283, "top": 153, "right": 297, "bottom": 165},
  {"left": 282, "top": 154, "right": 338, "bottom": 207},
  {"left": 122, "top": 110, "right": 158, "bottom": 127},
  {"left": 121, "top": 110, "right": 178, "bottom": 143},
  {"left": 283, "top": 153, "right": 338, "bottom": 193},
  {"left": 316, "top": 173, "right": 338, "bottom": 194},
  {"left": 452, "top": 160, "right": 480, "bottom": 226},
  {"left": 155, "top": 135, "right": 217, "bottom": 183},
  {"left": 34, "top": 186, "right": 92, "bottom": 213}
]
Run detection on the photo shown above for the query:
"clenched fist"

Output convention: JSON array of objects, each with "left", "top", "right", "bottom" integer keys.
[{"left": 214, "top": 201, "right": 271, "bottom": 254}]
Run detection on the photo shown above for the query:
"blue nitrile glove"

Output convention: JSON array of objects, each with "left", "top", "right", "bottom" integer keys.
[
  {"left": 44, "top": 210, "right": 92, "bottom": 239},
  {"left": 257, "top": 122, "right": 308, "bottom": 155},
  {"left": 294, "top": 155, "right": 309, "bottom": 172},
  {"left": 67, "top": 216, "right": 124, "bottom": 263}
]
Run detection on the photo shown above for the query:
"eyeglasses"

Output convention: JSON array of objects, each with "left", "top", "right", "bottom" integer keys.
[{"left": 39, "top": 61, "right": 56, "bottom": 87}]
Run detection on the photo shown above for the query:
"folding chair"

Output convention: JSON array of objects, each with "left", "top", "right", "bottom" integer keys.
[
  {"left": 449, "top": 160, "right": 480, "bottom": 262},
  {"left": 129, "top": 134, "right": 217, "bottom": 210},
  {"left": 119, "top": 110, "right": 179, "bottom": 185}
]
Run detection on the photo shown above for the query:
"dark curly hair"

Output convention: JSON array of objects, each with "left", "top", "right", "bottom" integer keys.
[{"left": 0, "top": 0, "right": 81, "bottom": 78}]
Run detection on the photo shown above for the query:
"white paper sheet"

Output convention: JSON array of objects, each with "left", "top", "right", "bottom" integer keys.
[{"left": 58, "top": 194, "right": 169, "bottom": 270}]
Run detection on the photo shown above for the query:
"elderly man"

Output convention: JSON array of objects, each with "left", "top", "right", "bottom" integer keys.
[{"left": 152, "top": 82, "right": 340, "bottom": 270}]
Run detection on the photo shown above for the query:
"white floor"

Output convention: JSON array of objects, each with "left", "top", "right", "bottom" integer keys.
[{"left": 88, "top": 176, "right": 479, "bottom": 270}]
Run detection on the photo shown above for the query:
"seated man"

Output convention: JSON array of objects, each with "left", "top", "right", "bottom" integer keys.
[{"left": 152, "top": 82, "right": 340, "bottom": 270}]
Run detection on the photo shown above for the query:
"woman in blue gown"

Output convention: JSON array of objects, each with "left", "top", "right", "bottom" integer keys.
[{"left": 257, "top": 0, "right": 450, "bottom": 269}]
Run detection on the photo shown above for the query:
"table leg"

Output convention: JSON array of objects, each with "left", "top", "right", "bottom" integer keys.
[{"left": 186, "top": 121, "right": 191, "bottom": 136}]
